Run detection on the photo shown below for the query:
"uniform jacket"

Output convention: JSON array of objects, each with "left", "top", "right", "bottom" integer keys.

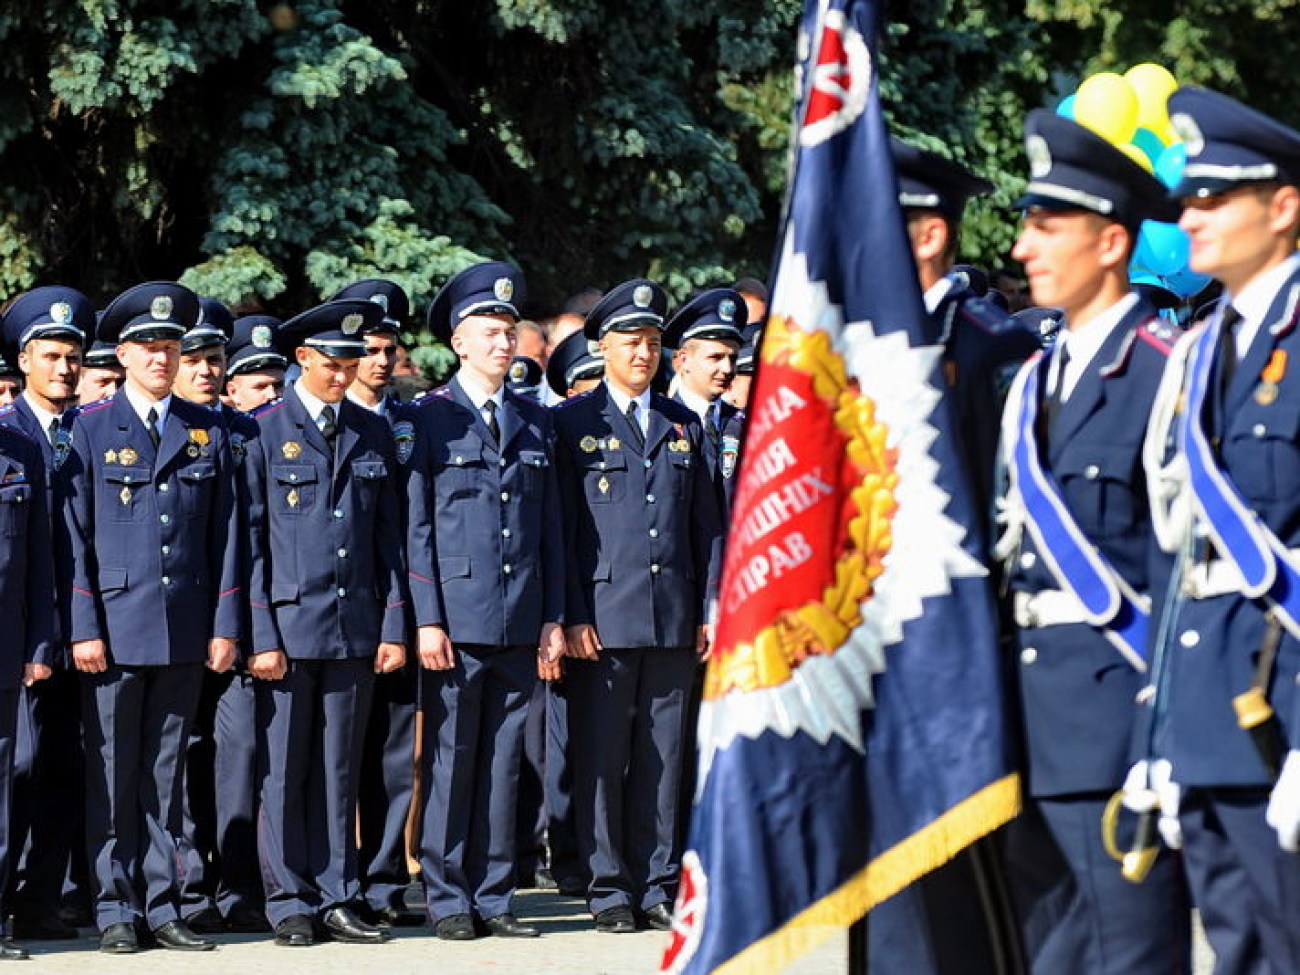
[
  {"left": 403, "top": 375, "right": 564, "bottom": 646},
  {"left": 554, "top": 383, "right": 722, "bottom": 649},
  {"left": 1005, "top": 297, "right": 1173, "bottom": 797},
  {"left": 0, "top": 425, "right": 55, "bottom": 685},
  {"left": 61, "top": 390, "right": 241, "bottom": 665},
  {"left": 673, "top": 393, "right": 744, "bottom": 517},
  {"left": 244, "top": 386, "right": 407, "bottom": 659}
]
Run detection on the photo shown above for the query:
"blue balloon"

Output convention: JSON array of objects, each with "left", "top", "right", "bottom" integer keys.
[
  {"left": 1135, "top": 221, "right": 1191, "bottom": 277},
  {"left": 1131, "top": 127, "right": 1165, "bottom": 165},
  {"left": 1165, "top": 266, "right": 1213, "bottom": 299},
  {"left": 1154, "top": 142, "right": 1188, "bottom": 190},
  {"left": 1057, "top": 94, "right": 1077, "bottom": 120}
]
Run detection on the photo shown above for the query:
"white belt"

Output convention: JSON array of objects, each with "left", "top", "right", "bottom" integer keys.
[
  {"left": 1182, "top": 548, "right": 1300, "bottom": 599},
  {"left": 1013, "top": 589, "right": 1089, "bottom": 628}
]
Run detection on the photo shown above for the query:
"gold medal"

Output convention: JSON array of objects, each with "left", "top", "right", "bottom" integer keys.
[
  {"left": 607, "top": 437, "right": 620, "bottom": 450},
  {"left": 597, "top": 475, "right": 610, "bottom": 495},
  {"left": 118, "top": 486, "right": 132, "bottom": 505},
  {"left": 580, "top": 435, "right": 598, "bottom": 453},
  {"left": 119, "top": 447, "right": 138, "bottom": 466},
  {"left": 1257, "top": 382, "right": 1280, "bottom": 406},
  {"left": 189, "top": 428, "right": 210, "bottom": 447},
  {"left": 671, "top": 438, "right": 690, "bottom": 452},
  {"left": 281, "top": 441, "right": 302, "bottom": 459},
  {"left": 287, "top": 487, "right": 300, "bottom": 508},
  {"left": 104, "top": 449, "right": 118, "bottom": 464}
]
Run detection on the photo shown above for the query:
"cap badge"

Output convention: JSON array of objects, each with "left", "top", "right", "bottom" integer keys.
[
  {"left": 1025, "top": 135, "right": 1052, "bottom": 179},
  {"left": 341, "top": 313, "right": 363, "bottom": 336},
  {"left": 252, "top": 324, "right": 273, "bottom": 349},
  {"left": 509, "top": 360, "right": 528, "bottom": 383},
  {"left": 50, "top": 302, "right": 72, "bottom": 324},
  {"left": 494, "top": 277, "right": 514, "bottom": 302},
  {"left": 719, "top": 298, "right": 736, "bottom": 322},
  {"left": 150, "top": 295, "right": 174, "bottom": 320},
  {"left": 633, "top": 285, "right": 654, "bottom": 309},
  {"left": 1171, "top": 113, "right": 1204, "bottom": 157}
]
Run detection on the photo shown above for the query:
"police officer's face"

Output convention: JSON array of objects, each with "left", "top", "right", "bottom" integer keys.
[
  {"left": 19, "top": 338, "right": 81, "bottom": 404},
  {"left": 174, "top": 346, "right": 228, "bottom": 406},
  {"left": 355, "top": 332, "right": 398, "bottom": 393},
  {"left": 600, "top": 327, "right": 661, "bottom": 395},
  {"left": 674, "top": 338, "right": 738, "bottom": 400},
  {"left": 117, "top": 339, "right": 181, "bottom": 398},
  {"left": 1012, "top": 209, "right": 1126, "bottom": 316},
  {"left": 76, "top": 366, "right": 123, "bottom": 404},
  {"left": 226, "top": 369, "right": 284, "bottom": 412},
  {"left": 1179, "top": 184, "right": 1300, "bottom": 294},
  {"left": 725, "top": 373, "right": 752, "bottom": 410},
  {"left": 0, "top": 377, "right": 19, "bottom": 406},
  {"left": 451, "top": 314, "right": 517, "bottom": 386},
  {"left": 295, "top": 347, "right": 357, "bottom": 404}
]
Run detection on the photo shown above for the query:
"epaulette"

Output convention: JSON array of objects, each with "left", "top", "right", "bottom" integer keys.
[
  {"left": 71, "top": 398, "right": 114, "bottom": 417},
  {"left": 957, "top": 296, "right": 1015, "bottom": 336},
  {"left": 251, "top": 397, "right": 285, "bottom": 418},
  {"left": 1134, "top": 315, "right": 1177, "bottom": 357},
  {"left": 0, "top": 404, "right": 14, "bottom": 418}
]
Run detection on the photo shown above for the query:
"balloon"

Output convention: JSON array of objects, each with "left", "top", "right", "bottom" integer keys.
[
  {"left": 1074, "top": 72, "right": 1139, "bottom": 145},
  {"left": 1117, "top": 141, "right": 1155, "bottom": 173},
  {"left": 1154, "top": 142, "right": 1187, "bottom": 190},
  {"left": 1131, "top": 127, "right": 1165, "bottom": 165},
  {"left": 1057, "top": 94, "right": 1077, "bottom": 120},
  {"left": 1124, "top": 62, "right": 1179, "bottom": 133},
  {"left": 1165, "top": 266, "right": 1212, "bottom": 299},
  {"left": 1135, "top": 221, "right": 1190, "bottom": 277}
]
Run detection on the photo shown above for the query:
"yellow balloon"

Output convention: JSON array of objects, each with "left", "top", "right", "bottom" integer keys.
[
  {"left": 1124, "top": 62, "right": 1179, "bottom": 133},
  {"left": 1074, "top": 72, "right": 1139, "bottom": 145},
  {"left": 1116, "top": 141, "right": 1155, "bottom": 173}
]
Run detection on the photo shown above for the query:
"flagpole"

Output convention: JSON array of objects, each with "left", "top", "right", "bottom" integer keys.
[{"left": 848, "top": 915, "right": 868, "bottom": 974}]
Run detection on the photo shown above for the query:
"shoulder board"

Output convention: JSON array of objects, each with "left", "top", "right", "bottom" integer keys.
[
  {"left": 1134, "top": 315, "right": 1177, "bottom": 357},
  {"left": 72, "top": 398, "right": 114, "bottom": 417},
  {"left": 956, "top": 296, "right": 1014, "bottom": 335},
  {"left": 0, "top": 404, "right": 14, "bottom": 419},
  {"left": 0, "top": 421, "right": 37, "bottom": 447},
  {"left": 251, "top": 397, "right": 285, "bottom": 418}
]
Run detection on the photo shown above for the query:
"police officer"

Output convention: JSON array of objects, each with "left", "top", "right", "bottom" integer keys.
[
  {"left": 76, "top": 339, "right": 125, "bottom": 405},
  {"left": 404, "top": 262, "right": 564, "bottom": 940},
  {"left": 997, "top": 112, "right": 1192, "bottom": 972},
  {"left": 169, "top": 299, "right": 270, "bottom": 935},
  {"left": 62, "top": 281, "right": 242, "bottom": 953},
  {"left": 0, "top": 354, "right": 20, "bottom": 406},
  {"left": 223, "top": 316, "right": 286, "bottom": 413},
  {"left": 0, "top": 287, "right": 93, "bottom": 941},
  {"left": 546, "top": 330, "right": 604, "bottom": 402},
  {"left": 1138, "top": 86, "right": 1300, "bottom": 972},
  {"left": 331, "top": 279, "right": 423, "bottom": 928},
  {"left": 506, "top": 355, "right": 544, "bottom": 402},
  {"left": 243, "top": 299, "right": 407, "bottom": 947},
  {"left": 665, "top": 289, "right": 747, "bottom": 514},
  {"left": 554, "top": 279, "right": 722, "bottom": 933},
  {"left": 0, "top": 422, "right": 56, "bottom": 961}
]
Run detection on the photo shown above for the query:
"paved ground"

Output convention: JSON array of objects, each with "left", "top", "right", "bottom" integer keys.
[{"left": 13, "top": 889, "right": 1214, "bottom": 973}]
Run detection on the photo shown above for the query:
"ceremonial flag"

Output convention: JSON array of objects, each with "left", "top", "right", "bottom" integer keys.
[{"left": 661, "top": 1, "right": 1021, "bottom": 973}]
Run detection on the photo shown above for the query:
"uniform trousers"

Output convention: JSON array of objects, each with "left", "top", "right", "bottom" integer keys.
[
  {"left": 358, "top": 662, "right": 418, "bottom": 913},
  {"left": 544, "top": 679, "right": 585, "bottom": 889},
  {"left": 420, "top": 644, "right": 535, "bottom": 921},
  {"left": 0, "top": 688, "right": 20, "bottom": 922},
  {"left": 567, "top": 646, "right": 696, "bottom": 914},
  {"left": 255, "top": 657, "right": 374, "bottom": 925},
  {"left": 81, "top": 662, "right": 204, "bottom": 931}
]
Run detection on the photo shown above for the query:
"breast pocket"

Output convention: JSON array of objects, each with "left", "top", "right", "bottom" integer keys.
[
  {"left": 436, "top": 446, "right": 485, "bottom": 500},
  {"left": 668, "top": 449, "right": 694, "bottom": 499},
  {"left": 1055, "top": 446, "right": 1139, "bottom": 538},
  {"left": 0, "top": 482, "right": 30, "bottom": 537},
  {"left": 515, "top": 449, "right": 550, "bottom": 500},
  {"left": 177, "top": 461, "right": 217, "bottom": 516},
  {"left": 272, "top": 464, "right": 318, "bottom": 515},
  {"left": 1226, "top": 407, "right": 1300, "bottom": 504},
  {"left": 351, "top": 459, "right": 388, "bottom": 511},
  {"left": 102, "top": 464, "right": 151, "bottom": 522},
  {"left": 581, "top": 451, "right": 626, "bottom": 504}
]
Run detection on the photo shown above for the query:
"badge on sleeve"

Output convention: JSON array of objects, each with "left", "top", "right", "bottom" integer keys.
[
  {"left": 393, "top": 421, "right": 415, "bottom": 465},
  {"left": 720, "top": 435, "right": 740, "bottom": 478},
  {"left": 53, "top": 428, "right": 73, "bottom": 469}
]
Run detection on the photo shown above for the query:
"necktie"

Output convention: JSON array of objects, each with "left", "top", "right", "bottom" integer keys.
[
  {"left": 145, "top": 407, "right": 160, "bottom": 448},
  {"left": 1218, "top": 304, "right": 1242, "bottom": 394},
  {"left": 47, "top": 418, "right": 58, "bottom": 447},
  {"left": 484, "top": 399, "right": 500, "bottom": 443},
  {"left": 1046, "top": 344, "right": 1071, "bottom": 428},
  {"left": 707, "top": 403, "right": 721, "bottom": 446},
  {"left": 319, "top": 404, "right": 337, "bottom": 443},
  {"left": 625, "top": 400, "right": 645, "bottom": 451}
]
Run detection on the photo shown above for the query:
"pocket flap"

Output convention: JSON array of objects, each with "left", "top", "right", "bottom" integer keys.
[
  {"left": 438, "top": 556, "right": 470, "bottom": 579},
  {"left": 270, "top": 581, "right": 299, "bottom": 603},
  {"left": 99, "top": 567, "right": 128, "bottom": 593},
  {"left": 272, "top": 464, "right": 318, "bottom": 485},
  {"left": 351, "top": 459, "right": 388, "bottom": 480},
  {"left": 178, "top": 462, "right": 216, "bottom": 481},
  {"left": 102, "top": 464, "right": 151, "bottom": 485},
  {"left": 580, "top": 451, "right": 627, "bottom": 472},
  {"left": 518, "top": 450, "right": 549, "bottom": 468}
]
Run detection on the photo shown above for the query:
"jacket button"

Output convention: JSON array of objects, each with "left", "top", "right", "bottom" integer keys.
[
  {"left": 337, "top": 548, "right": 348, "bottom": 558},
  {"left": 500, "top": 492, "right": 510, "bottom": 502},
  {"left": 161, "top": 545, "right": 170, "bottom": 555},
  {"left": 1019, "top": 551, "right": 1036, "bottom": 569},
  {"left": 160, "top": 514, "right": 170, "bottom": 525},
  {"left": 1020, "top": 647, "right": 1037, "bottom": 665},
  {"left": 650, "top": 563, "right": 660, "bottom": 575},
  {"left": 337, "top": 587, "right": 347, "bottom": 597},
  {"left": 158, "top": 482, "right": 169, "bottom": 492},
  {"left": 289, "top": 473, "right": 297, "bottom": 481},
  {"left": 1084, "top": 465, "right": 1100, "bottom": 479},
  {"left": 333, "top": 509, "right": 344, "bottom": 519},
  {"left": 644, "top": 459, "right": 652, "bottom": 469},
  {"left": 645, "top": 493, "right": 656, "bottom": 503},
  {"left": 161, "top": 576, "right": 171, "bottom": 586},
  {"left": 503, "top": 564, "right": 513, "bottom": 575},
  {"left": 1254, "top": 423, "right": 1267, "bottom": 438},
  {"left": 649, "top": 528, "right": 659, "bottom": 538},
  {"left": 500, "top": 456, "right": 507, "bottom": 467},
  {"left": 1179, "top": 630, "right": 1200, "bottom": 648},
  {"left": 501, "top": 528, "right": 511, "bottom": 538}
]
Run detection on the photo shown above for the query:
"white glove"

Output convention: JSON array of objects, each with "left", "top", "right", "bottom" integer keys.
[
  {"left": 1266, "top": 750, "right": 1300, "bottom": 852},
  {"left": 1122, "top": 758, "right": 1182, "bottom": 850}
]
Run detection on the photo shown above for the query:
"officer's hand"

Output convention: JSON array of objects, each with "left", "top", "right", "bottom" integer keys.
[
  {"left": 72, "top": 639, "right": 108, "bottom": 674},
  {"left": 538, "top": 655, "right": 563, "bottom": 682},
  {"left": 22, "top": 663, "right": 52, "bottom": 687},
  {"left": 248, "top": 650, "right": 288, "bottom": 681},
  {"left": 207, "top": 637, "right": 237, "bottom": 674},
  {"left": 564, "top": 624, "right": 601, "bottom": 660},
  {"left": 1267, "top": 750, "right": 1300, "bottom": 851},
  {"left": 696, "top": 624, "right": 714, "bottom": 661},
  {"left": 375, "top": 642, "right": 406, "bottom": 675},
  {"left": 1122, "top": 759, "right": 1182, "bottom": 850},
  {"left": 539, "top": 623, "right": 565, "bottom": 665},
  {"left": 417, "top": 626, "right": 456, "bottom": 671}
]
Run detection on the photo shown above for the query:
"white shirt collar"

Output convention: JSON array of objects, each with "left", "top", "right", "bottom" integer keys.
[
  {"left": 122, "top": 383, "right": 172, "bottom": 430},
  {"left": 293, "top": 379, "right": 336, "bottom": 424},
  {"left": 346, "top": 389, "right": 387, "bottom": 416},
  {"left": 1226, "top": 252, "right": 1300, "bottom": 361},
  {"left": 20, "top": 392, "right": 61, "bottom": 435},
  {"left": 605, "top": 382, "right": 652, "bottom": 432},
  {"left": 923, "top": 277, "right": 956, "bottom": 315},
  {"left": 1052, "top": 292, "right": 1139, "bottom": 399},
  {"left": 456, "top": 373, "right": 505, "bottom": 413},
  {"left": 675, "top": 385, "right": 716, "bottom": 424}
]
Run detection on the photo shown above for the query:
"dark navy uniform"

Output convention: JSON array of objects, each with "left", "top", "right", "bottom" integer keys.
[
  {"left": 1140, "top": 86, "right": 1300, "bottom": 973},
  {"left": 243, "top": 300, "right": 407, "bottom": 937},
  {"left": 61, "top": 283, "right": 242, "bottom": 939},
  {"left": 554, "top": 280, "right": 722, "bottom": 921}
]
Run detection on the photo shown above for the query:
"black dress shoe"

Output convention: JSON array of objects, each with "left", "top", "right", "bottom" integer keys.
[
  {"left": 273, "top": 914, "right": 313, "bottom": 947},
  {"left": 184, "top": 907, "right": 227, "bottom": 935},
  {"left": 358, "top": 903, "right": 426, "bottom": 929},
  {"left": 433, "top": 913, "right": 476, "bottom": 941},
  {"left": 321, "top": 906, "right": 389, "bottom": 944},
  {"left": 0, "top": 940, "right": 27, "bottom": 961},
  {"left": 483, "top": 913, "right": 539, "bottom": 938},
  {"left": 12, "top": 914, "right": 78, "bottom": 940},
  {"left": 99, "top": 922, "right": 139, "bottom": 954},
  {"left": 153, "top": 919, "right": 216, "bottom": 951},
  {"left": 556, "top": 877, "right": 588, "bottom": 898},
  {"left": 532, "top": 867, "right": 558, "bottom": 890},
  {"left": 224, "top": 904, "right": 272, "bottom": 933},
  {"left": 642, "top": 903, "right": 674, "bottom": 931},
  {"left": 594, "top": 905, "right": 636, "bottom": 934}
]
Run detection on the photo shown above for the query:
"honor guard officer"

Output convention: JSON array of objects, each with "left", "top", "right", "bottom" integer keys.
[
  {"left": 546, "top": 331, "right": 604, "bottom": 400},
  {"left": 997, "top": 112, "right": 1193, "bottom": 973},
  {"left": 0, "top": 288, "right": 92, "bottom": 942},
  {"left": 0, "top": 423, "right": 56, "bottom": 960},
  {"left": 224, "top": 317, "right": 286, "bottom": 413},
  {"left": 1136, "top": 87, "right": 1300, "bottom": 972},
  {"left": 332, "top": 279, "right": 423, "bottom": 928},
  {"left": 665, "top": 289, "right": 746, "bottom": 515},
  {"left": 894, "top": 139, "right": 1040, "bottom": 543},
  {"left": 61, "top": 282, "right": 242, "bottom": 954},
  {"left": 243, "top": 299, "right": 408, "bottom": 948},
  {"left": 77, "top": 339, "right": 125, "bottom": 404},
  {"left": 554, "top": 279, "right": 722, "bottom": 934},
  {"left": 170, "top": 299, "right": 270, "bottom": 935},
  {"left": 404, "top": 262, "right": 565, "bottom": 940}
]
